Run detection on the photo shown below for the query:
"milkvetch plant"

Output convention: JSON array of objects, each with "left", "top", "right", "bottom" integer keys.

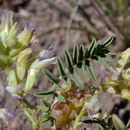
[{"left": 0, "top": 10, "right": 129, "bottom": 130}]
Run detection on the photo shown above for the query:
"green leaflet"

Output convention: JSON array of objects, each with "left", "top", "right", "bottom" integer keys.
[
  {"left": 34, "top": 91, "right": 54, "bottom": 97},
  {"left": 95, "top": 57, "right": 110, "bottom": 69},
  {"left": 64, "top": 50, "right": 73, "bottom": 72},
  {"left": 54, "top": 93, "right": 66, "bottom": 102},
  {"left": 42, "top": 100, "right": 51, "bottom": 112},
  {"left": 96, "top": 124, "right": 105, "bottom": 130},
  {"left": 78, "top": 44, "right": 84, "bottom": 63},
  {"left": 85, "top": 60, "right": 96, "bottom": 80},
  {"left": 73, "top": 45, "right": 79, "bottom": 65},
  {"left": 89, "top": 39, "right": 96, "bottom": 57},
  {"left": 102, "top": 36, "right": 116, "bottom": 47},
  {"left": 112, "top": 114, "right": 125, "bottom": 130},
  {"left": 57, "top": 58, "right": 67, "bottom": 80},
  {"left": 71, "top": 70, "right": 84, "bottom": 89},
  {"left": 103, "top": 55, "right": 114, "bottom": 62},
  {"left": 79, "top": 64, "right": 87, "bottom": 80},
  {"left": 44, "top": 69, "right": 60, "bottom": 84}
]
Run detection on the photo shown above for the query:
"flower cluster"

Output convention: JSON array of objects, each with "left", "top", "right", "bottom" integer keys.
[
  {"left": 101, "top": 48, "right": 130, "bottom": 100},
  {"left": 0, "top": 10, "right": 56, "bottom": 124}
]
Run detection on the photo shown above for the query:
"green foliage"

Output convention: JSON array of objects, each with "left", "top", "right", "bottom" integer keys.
[
  {"left": 112, "top": 114, "right": 125, "bottom": 130},
  {"left": 43, "top": 69, "right": 60, "bottom": 84},
  {"left": 44, "top": 36, "right": 116, "bottom": 89}
]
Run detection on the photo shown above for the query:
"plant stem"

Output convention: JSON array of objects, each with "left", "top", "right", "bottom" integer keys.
[
  {"left": 19, "top": 100, "right": 36, "bottom": 127},
  {"left": 72, "top": 107, "right": 86, "bottom": 130}
]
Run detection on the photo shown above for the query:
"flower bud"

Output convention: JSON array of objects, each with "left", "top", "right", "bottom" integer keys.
[
  {"left": 0, "top": 10, "right": 17, "bottom": 48},
  {"left": 17, "top": 23, "right": 35, "bottom": 47}
]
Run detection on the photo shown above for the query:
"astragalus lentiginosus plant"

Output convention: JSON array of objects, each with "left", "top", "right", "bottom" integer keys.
[{"left": 0, "top": 10, "right": 129, "bottom": 130}]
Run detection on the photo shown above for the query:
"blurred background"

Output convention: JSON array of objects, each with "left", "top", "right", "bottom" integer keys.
[{"left": 0, "top": 0, "right": 130, "bottom": 129}]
